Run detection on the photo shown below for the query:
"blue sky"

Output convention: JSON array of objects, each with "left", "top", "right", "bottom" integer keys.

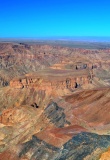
[{"left": 0, "top": 0, "right": 110, "bottom": 38}]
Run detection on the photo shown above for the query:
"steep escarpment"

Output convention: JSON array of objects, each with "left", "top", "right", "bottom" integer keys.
[{"left": 10, "top": 69, "right": 91, "bottom": 92}]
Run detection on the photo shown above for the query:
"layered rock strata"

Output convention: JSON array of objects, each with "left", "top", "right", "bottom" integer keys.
[{"left": 10, "top": 69, "right": 92, "bottom": 90}]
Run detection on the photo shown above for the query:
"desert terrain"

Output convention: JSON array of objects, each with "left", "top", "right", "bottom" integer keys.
[{"left": 0, "top": 41, "right": 110, "bottom": 159}]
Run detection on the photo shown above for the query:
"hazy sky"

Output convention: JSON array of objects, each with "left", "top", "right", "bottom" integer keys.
[{"left": 0, "top": 0, "right": 110, "bottom": 38}]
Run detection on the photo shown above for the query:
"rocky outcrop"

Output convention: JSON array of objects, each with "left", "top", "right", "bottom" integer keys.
[
  {"left": 10, "top": 75, "right": 91, "bottom": 90},
  {"left": 10, "top": 71, "right": 91, "bottom": 91},
  {"left": 44, "top": 102, "right": 70, "bottom": 128}
]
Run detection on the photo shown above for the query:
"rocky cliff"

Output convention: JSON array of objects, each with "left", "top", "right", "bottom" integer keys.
[{"left": 10, "top": 71, "right": 91, "bottom": 92}]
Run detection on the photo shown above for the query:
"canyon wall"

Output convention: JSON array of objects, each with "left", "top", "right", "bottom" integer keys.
[{"left": 10, "top": 74, "right": 91, "bottom": 90}]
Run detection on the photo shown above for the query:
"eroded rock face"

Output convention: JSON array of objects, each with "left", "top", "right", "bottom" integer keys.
[{"left": 10, "top": 70, "right": 91, "bottom": 92}]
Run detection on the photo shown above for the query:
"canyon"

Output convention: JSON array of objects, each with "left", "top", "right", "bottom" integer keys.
[{"left": 0, "top": 42, "right": 110, "bottom": 159}]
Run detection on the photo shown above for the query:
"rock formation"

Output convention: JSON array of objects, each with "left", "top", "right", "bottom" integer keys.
[
  {"left": 10, "top": 70, "right": 91, "bottom": 91},
  {"left": 0, "top": 42, "right": 110, "bottom": 88},
  {"left": 0, "top": 42, "right": 110, "bottom": 159}
]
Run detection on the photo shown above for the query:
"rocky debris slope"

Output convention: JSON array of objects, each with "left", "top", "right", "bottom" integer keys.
[
  {"left": 1, "top": 133, "right": 110, "bottom": 160},
  {"left": 0, "top": 87, "right": 110, "bottom": 159},
  {"left": 0, "top": 106, "right": 46, "bottom": 152}
]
